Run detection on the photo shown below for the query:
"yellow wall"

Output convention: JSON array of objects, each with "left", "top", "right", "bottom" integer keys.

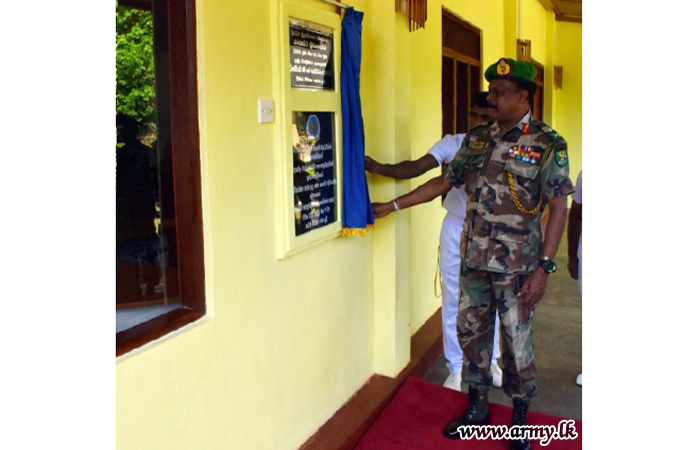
[
  {"left": 521, "top": 0, "right": 549, "bottom": 62},
  {"left": 521, "top": 0, "right": 584, "bottom": 181},
  {"left": 553, "top": 20, "right": 583, "bottom": 182},
  {"left": 116, "top": 1, "right": 581, "bottom": 449}
]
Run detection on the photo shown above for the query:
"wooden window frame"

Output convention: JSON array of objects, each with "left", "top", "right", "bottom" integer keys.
[
  {"left": 441, "top": 52, "right": 481, "bottom": 135},
  {"left": 441, "top": 8, "right": 482, "bottom": 136},
  {"left": 116, "top": 0, "right": 205, "bottom": 357},
  {"left": 531, "top": 59, "right": 545, "bottom": 121}
]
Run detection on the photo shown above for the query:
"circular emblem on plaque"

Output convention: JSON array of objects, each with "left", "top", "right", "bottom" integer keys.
[
  {"left": 496, "top": 58, "right": 512, "bottom": 76},
  {"left": 307, "top": 115, "right": 321, "bottom": 139}
]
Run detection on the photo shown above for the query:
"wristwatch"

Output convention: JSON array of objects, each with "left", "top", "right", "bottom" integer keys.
[{"left": 539, "top": 256, "right": 557, "bottom": 274}]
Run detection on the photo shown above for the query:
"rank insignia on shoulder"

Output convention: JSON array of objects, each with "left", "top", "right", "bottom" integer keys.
[
  {"left": 555, "top": 149, "right": 568, "bottom": 167},
  {"left": 468, "top": 141, "right": 486, "bottom": 150},
  {"left": 508, "top": 145, "right": 541, "bottom": 164},
  {"left": 540, "top": 124, "right": 561, "bottom": 140}
]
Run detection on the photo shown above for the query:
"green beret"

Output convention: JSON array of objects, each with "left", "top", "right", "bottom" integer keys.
[{"left": 484, "top": 58, "right": 537, "bottom": 82}]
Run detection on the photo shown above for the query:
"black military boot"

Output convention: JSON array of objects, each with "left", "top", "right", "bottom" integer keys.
[
  {"left": 509, "top": 397, "right": 531, "bottom": 450},
  {"left": 443, "top": 387, "right": 490, "bottom": 439}
]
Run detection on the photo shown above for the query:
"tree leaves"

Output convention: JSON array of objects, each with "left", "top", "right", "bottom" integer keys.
[{"left": 116, "top": 4, "right": 155, "bottom": 131}]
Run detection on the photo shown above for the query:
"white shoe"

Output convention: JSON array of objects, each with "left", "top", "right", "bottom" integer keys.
[
  {"left": 443, "top": 372, "right": 462, "bottom": 391},
  {"left": 491, "top": 362, "right": 503, "bottom": 388},
  {"left": 576, "top": 373, "right": 582, "bottom": 386}
]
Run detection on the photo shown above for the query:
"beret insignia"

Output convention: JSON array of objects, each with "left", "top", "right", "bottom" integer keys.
[{"left": 496, "top": 58, "right": 512, "bottom": 76}]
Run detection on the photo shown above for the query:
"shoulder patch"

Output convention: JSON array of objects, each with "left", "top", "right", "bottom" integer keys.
[{"left": 554, "top": 148, "right": 568, "bottom": 167}]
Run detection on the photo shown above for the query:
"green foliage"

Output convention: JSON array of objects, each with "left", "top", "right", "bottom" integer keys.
[{"left": 116, "top": 2, "right": 156, "bottom": 128}]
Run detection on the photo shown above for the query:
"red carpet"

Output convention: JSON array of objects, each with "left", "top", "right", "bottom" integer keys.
[{"left": 354, "top": 376, "right": 582, "bottom": 450}]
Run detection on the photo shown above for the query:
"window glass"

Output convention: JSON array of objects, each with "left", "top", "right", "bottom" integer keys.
[{"left": 116, "top": 0, "right": 180, "bottom": 324}]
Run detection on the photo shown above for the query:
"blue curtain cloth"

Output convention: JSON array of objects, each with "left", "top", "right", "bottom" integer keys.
[{"left": 340, "top": 7, "right": 374, "bottom": 236}]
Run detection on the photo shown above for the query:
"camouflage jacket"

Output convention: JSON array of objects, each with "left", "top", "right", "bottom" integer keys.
[{"left": 445, "top": 112, "right": 575, "bottom": 274}]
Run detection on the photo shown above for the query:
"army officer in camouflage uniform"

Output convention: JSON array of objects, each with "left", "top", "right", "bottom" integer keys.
[{"left": 441, "top": 58, "right": 575, "bottom": 450}]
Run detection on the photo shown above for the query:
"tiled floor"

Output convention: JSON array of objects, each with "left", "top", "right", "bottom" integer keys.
[{"left": 422, "top": 237, "right": 583, "bottom": 421}]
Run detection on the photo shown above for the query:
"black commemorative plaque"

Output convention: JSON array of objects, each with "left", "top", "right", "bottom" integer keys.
[
  {"left": 292, "top": 111, "right": 337, "bottom": 236},
  {"left": 289, "top": 21, "right": 334, "bottom": 91}
]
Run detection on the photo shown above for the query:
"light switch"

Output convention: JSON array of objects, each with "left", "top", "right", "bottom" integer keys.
[{"left": 258, "top": 99, "right": 273, "bottom": 123}]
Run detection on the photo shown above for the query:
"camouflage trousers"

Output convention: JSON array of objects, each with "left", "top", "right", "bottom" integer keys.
[{"left": 457, "top": 263, "right": 538, "bottom": 400}]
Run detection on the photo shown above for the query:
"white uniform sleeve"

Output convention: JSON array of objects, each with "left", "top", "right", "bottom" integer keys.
[
  {"left": 573, "top": 171, "right": 582, "bottom": 204},
  {"left": 427, "top": 133, "right": 467, "bottom": 165}
]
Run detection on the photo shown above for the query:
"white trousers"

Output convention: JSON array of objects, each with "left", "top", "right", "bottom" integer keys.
[
  {"left": 440, "top": 212, "right": 500, "bottom": 374},
  {"left": 578, "top": 245, "right": 582, "bottom": 294}
]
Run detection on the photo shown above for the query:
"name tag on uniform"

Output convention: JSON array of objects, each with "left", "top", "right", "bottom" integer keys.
[
  {"left": 467, "top": 139, "right": 494, "bottom": 154},
  {"left": 465, "top": 144, "right": 486, "bottom": 156},
  {"left": 465, "top": 130, "right": 492, "bottom": 154},
  {"left": 508, "top": 145, "right": 542, "bottom": 164}
]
